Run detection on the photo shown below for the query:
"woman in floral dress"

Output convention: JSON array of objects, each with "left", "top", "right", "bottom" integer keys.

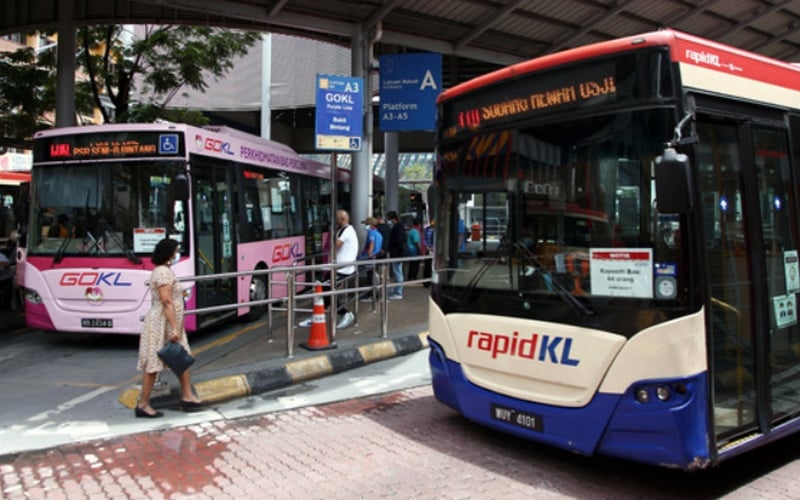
[{"left": 135, "top": 238, "right": 204, "bottom": 418}]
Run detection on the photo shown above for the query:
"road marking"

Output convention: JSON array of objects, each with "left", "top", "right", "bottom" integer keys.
[
  {"left": 28, "top": 386, "right": 116, "bottom": 422},
  {"left": 193, "top": 321, "right": 267, "bottom": 354}
]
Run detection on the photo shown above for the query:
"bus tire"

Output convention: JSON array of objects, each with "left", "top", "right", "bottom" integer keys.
[{"left": 244, "top": 274, "right": 267, "bottom": 322}]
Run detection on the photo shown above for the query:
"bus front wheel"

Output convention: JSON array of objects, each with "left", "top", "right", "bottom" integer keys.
[{"left": 244, "top": 274, "right": 267, "bottom": 321}]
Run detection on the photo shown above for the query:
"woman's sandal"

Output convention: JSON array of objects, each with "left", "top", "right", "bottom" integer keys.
[
  {"left": 135, "top": 406, "right": 164, "bottom": 418},
  {"left": 180, "top": 400, "right": 205, "bottom": 412}
]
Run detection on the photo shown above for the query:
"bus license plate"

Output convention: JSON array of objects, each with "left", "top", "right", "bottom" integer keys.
[
  {"left": 490, "top": 404, "right": 543, "bottom": 432},
  {"left": 81, "top": 318, "right": 113, "bottom": 328}
]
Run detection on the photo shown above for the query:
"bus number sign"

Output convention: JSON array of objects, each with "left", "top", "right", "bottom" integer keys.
[
  {"left": 35, "top": 132, "right": 185, "bottom": 162},
  {"left": 440, "top": 60, "right": 621, "bottom": 141}
]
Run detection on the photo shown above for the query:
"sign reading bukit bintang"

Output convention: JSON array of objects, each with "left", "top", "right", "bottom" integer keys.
[{"left": 315, "top": 74, "right": 364, "bottom": 151}]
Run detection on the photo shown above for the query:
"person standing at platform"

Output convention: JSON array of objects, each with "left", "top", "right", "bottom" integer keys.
[
  {"left": 423, "top": 218, "right": 435, "bottom": 287},
  {"left": 298, "top": 209, "right": 358, "bottom": 329},
  {"left": 386, "top": 211, "right": 406, "bottom": 300}
]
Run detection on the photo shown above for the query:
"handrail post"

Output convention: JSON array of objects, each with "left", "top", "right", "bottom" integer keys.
[
  {"left": 266, "top": 270, "right": 274, "bottom": 342},
  {"left": 330, "top": 269, "right": 338, "bottom": 341},
  {"left": 286, "top": 269, "right": 295, "bottom": 358},
  {"left": 380, "top": 260, "right": 389, "bottom": 338}
]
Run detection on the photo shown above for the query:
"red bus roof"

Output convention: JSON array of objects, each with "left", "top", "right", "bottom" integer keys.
[{"left": 439, "top": 29, "right": 800, "bottom": 103}]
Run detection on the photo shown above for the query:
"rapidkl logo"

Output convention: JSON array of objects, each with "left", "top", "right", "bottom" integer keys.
[
  {"left": 271, "top": 243, "right": 302, "bottom": 264},
  {"left": 60, "top": 271, "right": 133, "bottom": 287},
  {"left": 467, "top": 330, "right": 580, "bottom": 366}
]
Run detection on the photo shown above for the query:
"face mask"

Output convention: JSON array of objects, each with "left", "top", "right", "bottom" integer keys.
[{"left": 172, "top": 253, "right": 180, "bottom": 266}]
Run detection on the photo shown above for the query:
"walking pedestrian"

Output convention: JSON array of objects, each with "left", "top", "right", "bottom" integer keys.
[{"left": 136, "top": 238, "right": 203, "bottom": 418}]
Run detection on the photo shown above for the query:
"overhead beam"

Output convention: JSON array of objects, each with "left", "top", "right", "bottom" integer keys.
[
  {"left": 548, "top": 0, "right": 638, "bottom": 53},
  {"left": 455, "top": 0, "right": 528, "bottom": 49}
]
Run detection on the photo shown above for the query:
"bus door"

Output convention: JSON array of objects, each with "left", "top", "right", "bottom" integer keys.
[
  {"left": 192, "top": 162, "right": 236, "bottom": 325},
  {"left": 696, "top": 112, "right": 800, "bottom": 447}
]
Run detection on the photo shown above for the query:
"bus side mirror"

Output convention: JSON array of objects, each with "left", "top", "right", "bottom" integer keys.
[
  {"left": 655, "top": 148, "right": 692, "bottom": 213},
  {"left": 173, "top": 169, "right": 189, "bottom": 200}
]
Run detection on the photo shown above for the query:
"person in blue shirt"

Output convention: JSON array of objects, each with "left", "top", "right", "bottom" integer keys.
[
  {"left": 458, "top": 217, "right": 467, "bottom": 252},
  {"left": 359, "top": 217, "right": 383, "bottom": 302},
  {"left": 423, "top": 218, "right": 435, "bottom": 287},
  {"left": 360, "top": 217, "right": 383, "bottom": 260},
  {"left": 406, "top": 217, "right": 423, "bottom": 281}
]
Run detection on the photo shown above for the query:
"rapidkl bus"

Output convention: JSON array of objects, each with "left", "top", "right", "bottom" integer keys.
[
  {"left": 429, "top": 29, "right": 800, "bottom": 469},
  {"left": 23, "top": 123, "right": 381, "bottom": 334}
]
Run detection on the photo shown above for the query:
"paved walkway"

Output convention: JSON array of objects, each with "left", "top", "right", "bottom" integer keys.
[{"left": 118, "top": 282, "right": 432, "bottom": 412}]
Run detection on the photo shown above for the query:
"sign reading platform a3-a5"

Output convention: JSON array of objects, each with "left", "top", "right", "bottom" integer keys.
[{"left": 315, "top": 74, "right": 364, "bottom": 151}]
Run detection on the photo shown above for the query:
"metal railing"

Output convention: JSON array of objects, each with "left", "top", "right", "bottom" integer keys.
[{"left": 174, "top": 254, "right": 431, "bottom": 358}]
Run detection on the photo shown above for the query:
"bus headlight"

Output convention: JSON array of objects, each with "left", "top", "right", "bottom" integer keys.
[
  {"left": 635, "top": 388, "right": 650, "bottom": 403},
  {"left": 24, "top": 289, "right": 42, "bottom": 304}
]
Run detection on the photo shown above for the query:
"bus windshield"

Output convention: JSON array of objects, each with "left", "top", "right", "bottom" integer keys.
[
  {"left": 28, "top": 161, "right": 188, "bottom": 258},
  {"left": 436, "top": 108, "right": 688, "bottom": 330}
]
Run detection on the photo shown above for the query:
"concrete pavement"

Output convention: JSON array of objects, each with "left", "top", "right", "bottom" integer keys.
[{"left": 118, "top": 282, "right": 432, "bottom": 413}]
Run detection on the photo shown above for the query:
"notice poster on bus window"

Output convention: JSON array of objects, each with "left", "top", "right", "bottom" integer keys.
[
  {"left": 784, "top": 250, "right": 799, "bottom": 294},
  {"left": 589, "top": 248, "right": 653, "bottom": 298},
  {"left": 773, "top": 293, "right": 797, "bottom": 330},
  {"left": 133, "top": 227, "right": 167, "bottom": 253}
]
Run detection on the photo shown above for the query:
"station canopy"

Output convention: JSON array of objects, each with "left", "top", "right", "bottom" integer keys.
[
  {"left": 2, "top": 0, "right": 799, "bottom": 86},
  {"left": 2, "top": 0, "right": 800, "bottom": 153}
]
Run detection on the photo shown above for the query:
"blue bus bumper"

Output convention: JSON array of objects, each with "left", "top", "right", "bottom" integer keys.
[{"left": 429, "top": 339, "right": 711, "bottom": 468}]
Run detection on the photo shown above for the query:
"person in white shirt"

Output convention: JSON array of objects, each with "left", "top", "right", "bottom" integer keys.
[{"left": 298, "top": 209, "right": 358, "bottom": 329}]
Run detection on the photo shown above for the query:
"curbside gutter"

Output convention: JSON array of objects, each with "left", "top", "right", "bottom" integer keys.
[{"left": 119, "top": 331, "right": 430, "bottom": 410}]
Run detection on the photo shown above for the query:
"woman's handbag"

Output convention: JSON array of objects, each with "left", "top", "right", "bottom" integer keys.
[{"left": 157, "top": 341, "right": 195, "bottom": 376}]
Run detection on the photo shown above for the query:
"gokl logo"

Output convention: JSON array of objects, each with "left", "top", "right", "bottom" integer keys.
[
  {"left": 467, "top": 330, "right": 580, "bottom": 366},
  {"left": 271, "top": 243, "right": 302, "bottom": 263},
  {"left": 59, "top": 272, "right": 133, "bottom": 287},
  {"left": 203, "top": 137, "right": 234, "bottom": 155}
]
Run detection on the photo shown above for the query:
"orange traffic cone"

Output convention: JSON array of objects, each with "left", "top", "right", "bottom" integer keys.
[{"left": 301, "top": 282, "right": 337, "bottom": 351}]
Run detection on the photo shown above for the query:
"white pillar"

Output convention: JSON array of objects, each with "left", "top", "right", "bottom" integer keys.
[
  {"left": 351, "top": 24, "right": 371, "bottom": 238},
  {"left": 385, "top": 132, "right": 399, "bottom": 212},
  {"left": 260, "top": 33, "right": 272, "bottom": 139}
]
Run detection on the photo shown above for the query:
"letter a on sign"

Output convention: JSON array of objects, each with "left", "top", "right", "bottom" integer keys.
[{"left": 420, "top": 70, "right": 438, "bottom": 91}]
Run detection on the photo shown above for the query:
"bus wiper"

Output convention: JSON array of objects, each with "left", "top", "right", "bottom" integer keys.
[
  {"left": 105, "top": 228, "right": 141, "bottom": 264},
  {"left": 53, "top": 234, "right": 71, "bottom": 264},
  {"left": 456, "top": 255, "right": 498, "bottom": 307},
  {"left": 510, "top": 240, "right": 594, "bottom": 317}
]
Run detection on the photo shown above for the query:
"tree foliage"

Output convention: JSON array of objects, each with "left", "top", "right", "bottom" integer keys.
[
  {"left": 79, "top": 25, "right": 260, "bottom": 123},
  {"left": 0, "top": 25, "right": 259, "bottom": 146},
  {"left": 0, "top": 47, "right": 53, "bottom": 147},
  {"left": 402, "top": 162, "right": 432, "bottom": 181}
]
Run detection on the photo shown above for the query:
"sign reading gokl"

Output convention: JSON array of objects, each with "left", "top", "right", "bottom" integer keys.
[
  {"left": 315, "top": 74, "right": 364, "bottom": 151},
  {"left": 467, "top": 329, "right": 580, "bottom": 366}
]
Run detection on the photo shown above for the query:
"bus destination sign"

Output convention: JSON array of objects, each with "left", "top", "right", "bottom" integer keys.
[
  {"left": 440, "top": 62, "right": 618, "bottom": 141},
  {"left": 35, "top": 132, "right": 185, "bottom": 162}
]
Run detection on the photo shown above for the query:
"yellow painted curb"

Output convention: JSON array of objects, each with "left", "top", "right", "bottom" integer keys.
[
  {"left": 358, "top": 340, "right": 397, "bottom": 363},
  {"left": 119, "top": 388, "right": 140, "bottom": 409},
  {"left": 195, "top": 374, "right": 251, "bottom": 403},
  {"left": 418, "top": 331, "right": 430, "bottom": 348},
  {"left": 286, "top": 356, "right": 333, "bottom": 383}
]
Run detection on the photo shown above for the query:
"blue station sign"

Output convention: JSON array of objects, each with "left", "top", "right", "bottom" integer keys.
[
  {"left": 315, "top": 74, "right": 364, "bottom": 151},
  {"left": 379, "top": 53, "right": 442, "bottom": 132}
]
